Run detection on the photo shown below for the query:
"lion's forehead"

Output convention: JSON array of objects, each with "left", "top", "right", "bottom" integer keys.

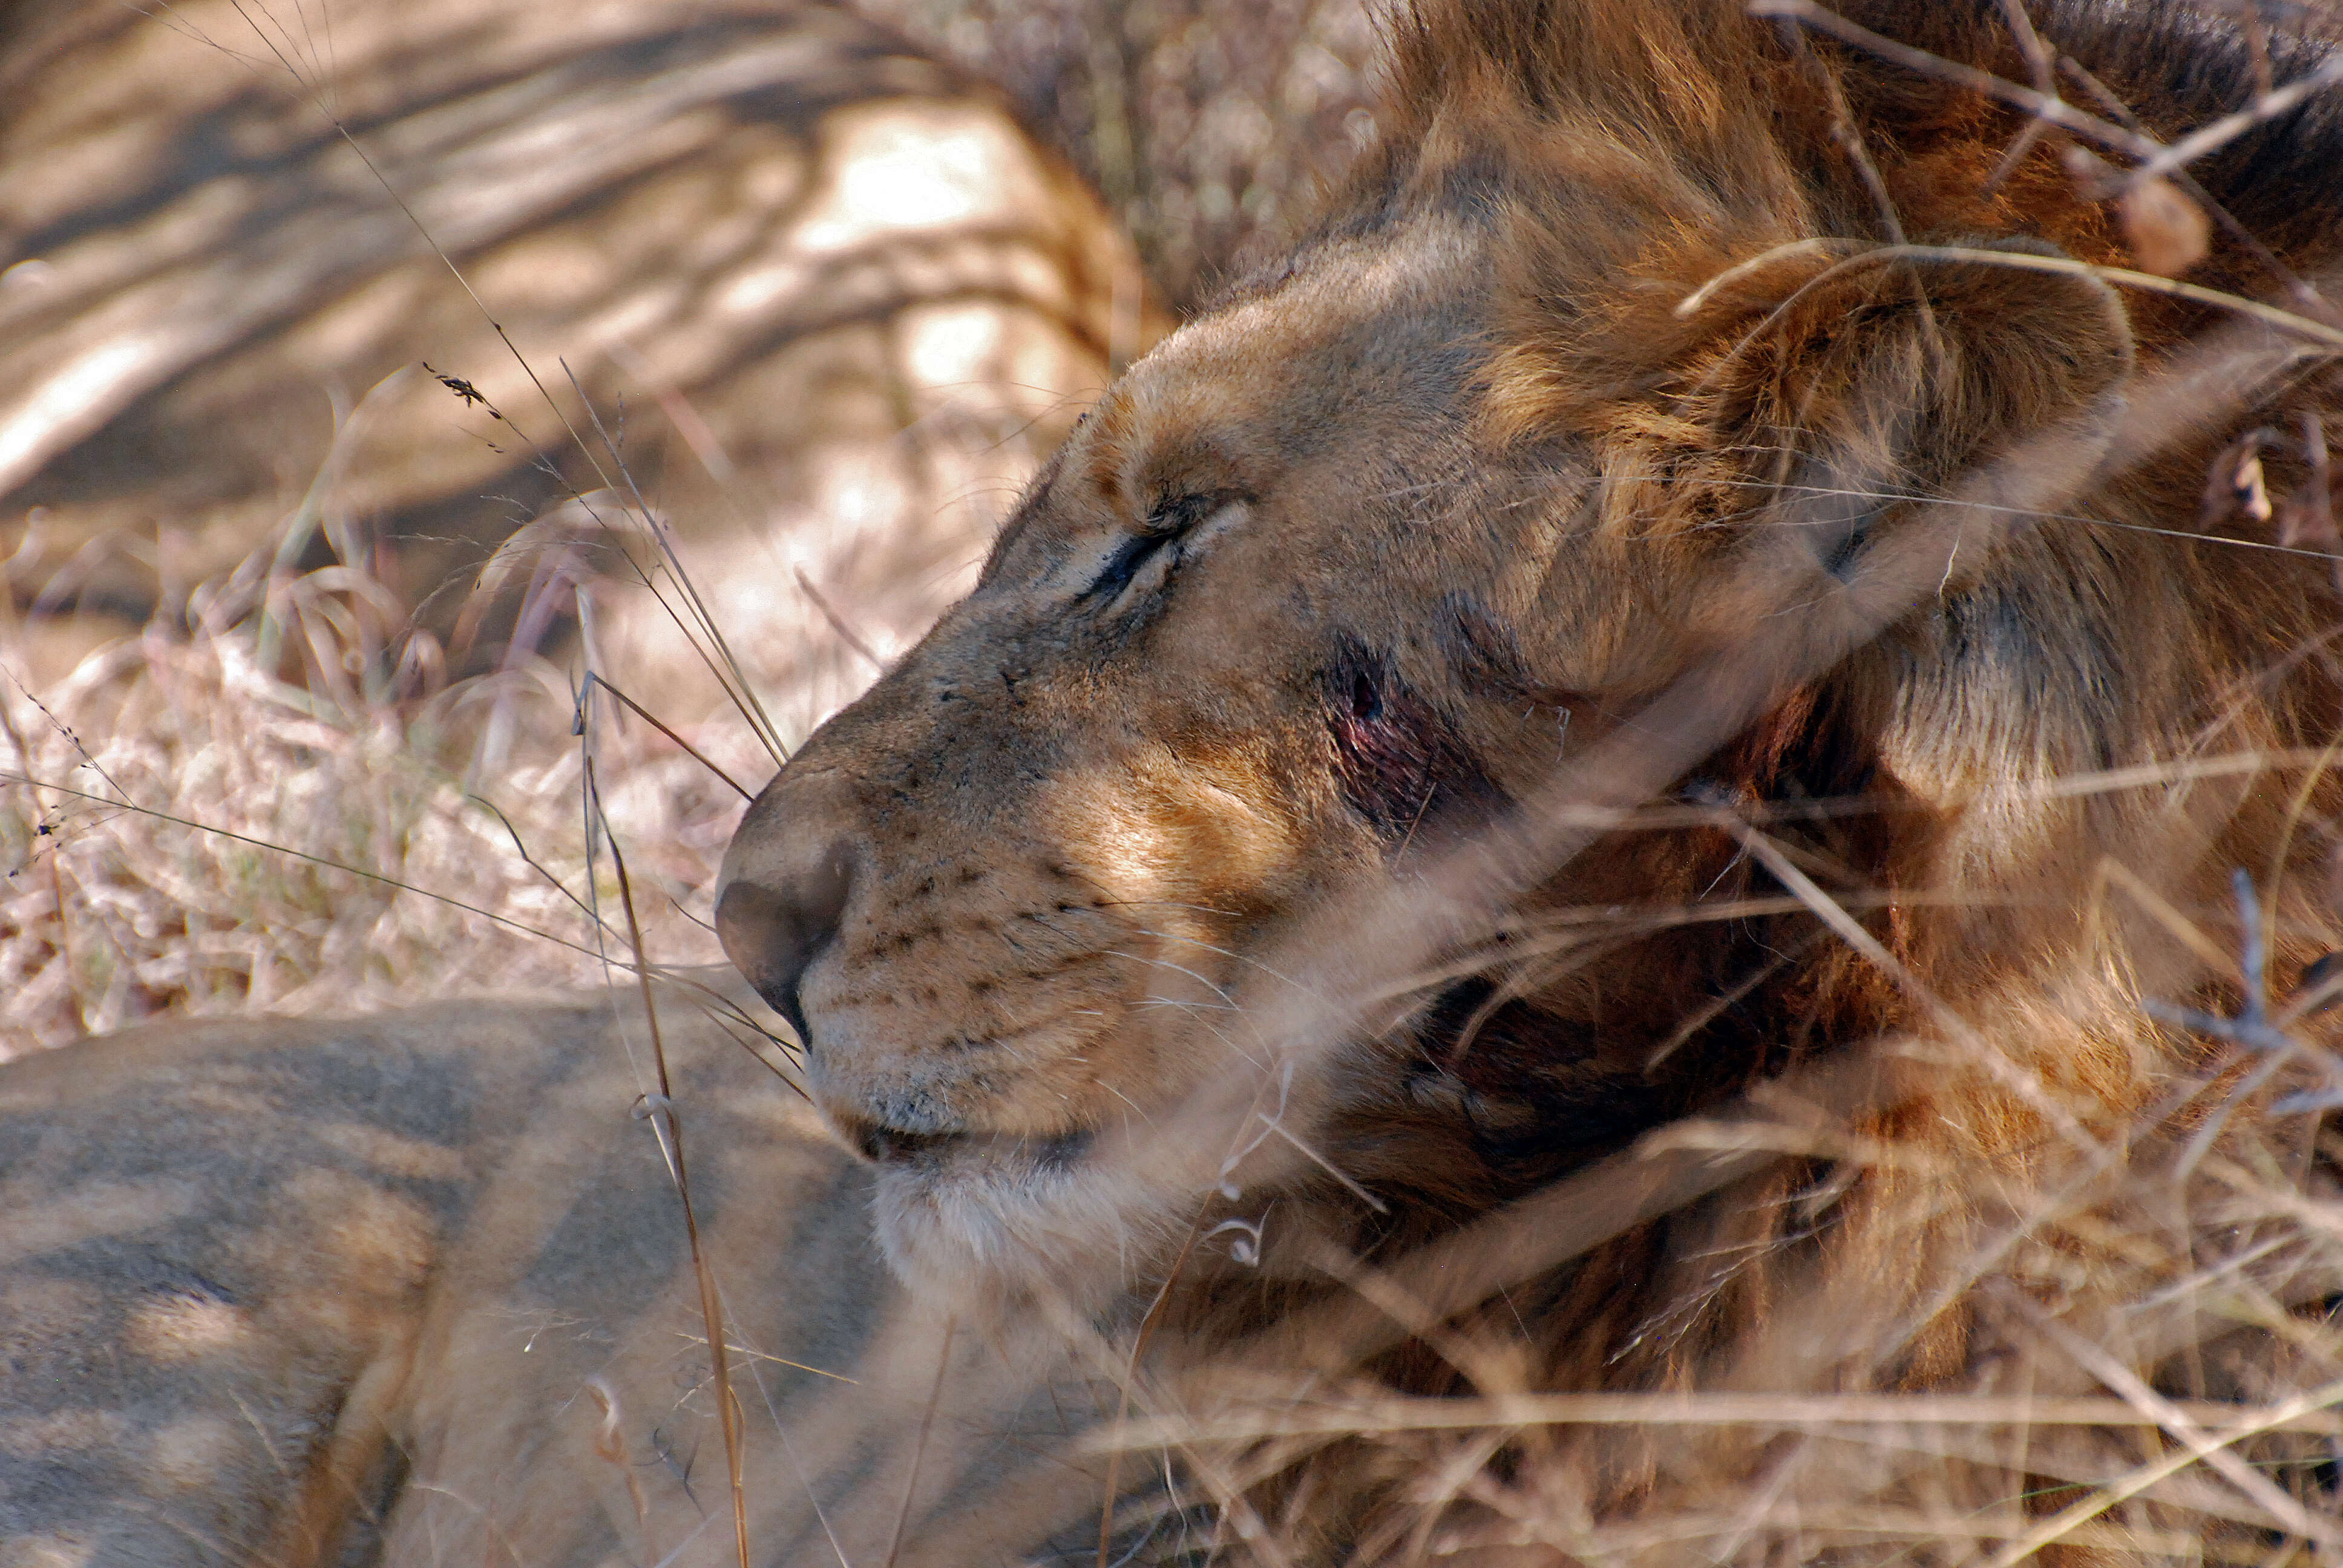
[{"left": 1070, "top": 220, "right": 1495, "bottom": 495}]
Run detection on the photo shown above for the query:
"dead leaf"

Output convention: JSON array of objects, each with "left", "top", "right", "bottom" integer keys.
[
  {"left": 2201, "top": 431, "right": 2275, "bottom": 527},
  {"left": 2118, "top": 178, "right": 2212, "bottom": 278},
  {"left": 2236, "top": 449, "right": 2275, "bottom": 523}
]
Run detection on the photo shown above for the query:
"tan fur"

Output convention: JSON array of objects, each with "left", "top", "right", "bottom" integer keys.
[
  {"left": 0, "top": 984, "right": 854, "bottom": 1562},
  {"left": 1, "top": 978, "right": 1193, "bottom": 1566}
]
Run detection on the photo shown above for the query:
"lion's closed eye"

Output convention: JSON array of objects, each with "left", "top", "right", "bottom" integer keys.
[
  {"left": 1086, "top": 530, "right": 1176, "bottom": 603},
  {"left": 1083, "top": 491, "right": 1244, "bottom": 604}
]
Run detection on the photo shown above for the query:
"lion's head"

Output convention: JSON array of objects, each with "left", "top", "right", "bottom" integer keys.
[{"left": 717, "top": 0, "right": 2343, "bottom": 1318}]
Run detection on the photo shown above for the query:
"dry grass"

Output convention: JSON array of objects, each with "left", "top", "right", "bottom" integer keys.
[
  {"left": 853, "top": 0, "right": 1382, "bottom": 309},
  {"left": 0, "top": 535, "right": 747, "bottom": 1056}
]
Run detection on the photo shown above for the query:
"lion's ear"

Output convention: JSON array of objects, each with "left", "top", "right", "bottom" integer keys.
[{"left": 1493, "top": 239, "right": 2136, "bottom": 566}]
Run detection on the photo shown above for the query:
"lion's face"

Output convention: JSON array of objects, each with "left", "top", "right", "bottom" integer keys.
[
  {"left": 717, "top": 218, "right": 1711, "bottom": 1281},
  {"left": 718, "top": 215, "right": 1550, "bottom": 1285},
  {"left": 715, "top": 5, "right": 2161, "bottom": 1295}
]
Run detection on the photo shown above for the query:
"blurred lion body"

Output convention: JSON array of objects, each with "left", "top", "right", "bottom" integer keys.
[
  {"left": 13, "top": 1, "right": 2343, "bottom": 1564},
  {"left": 0, "top": 984, "right": 937, "bottom": 1564},
  {"left": 0, "top": 0, "right": 1155, "bottom": 717}
]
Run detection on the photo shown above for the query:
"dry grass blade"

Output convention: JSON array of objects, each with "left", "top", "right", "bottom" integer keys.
[
  {"left": 596, "top": 767, "right": 751, "bottom": 1568},
  {"left": 2114, "top": 48, "right": 2343, "bottom": 195},
  {"left": 585, "top": 1377, "right": 655, "bottom": 1549},
  {"left": 1749, "top": 0, "right": 2163, "bottom": 158},
  {"left": 1981, "top": 0, "right": 2059, "bottom": 189},
  {"left": 1991, "top": 1283, "right": 2333, "bottom": 1541},
  {"left": 583, "top": 674, "right": 752, "bottom": 802},
  {"left": 556, "top": 358, "right": 790, "bottom": 766},
  {"left": 1090, "top": 1390, "right": 2343, "bottom": 1449},
  {"left": 1683, "top": 238, "right": 2343, "bottom": 350},
  {"left": 794, "top": 567, "right": 888, "bottom": 673},
  {"left": 0, "top": 768, "right": 599, "bottom": 962},
  {"left": 883, "top": 1318, "right": 957, "bottom": 1568},
  {"left": 1705, "top": 798, "right": 2104, "bottom": 1154},
  {"left": 1982, "top": 1375, "right": 2343, "bottom": 1567}
]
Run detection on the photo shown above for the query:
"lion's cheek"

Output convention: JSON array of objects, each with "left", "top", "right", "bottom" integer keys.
[
  {"left": 1053, "top": 744, "right": 1313, "bottom": 915},
  {"left": 1021, "top": 753, "right": 1323, "bottom": 1075}
]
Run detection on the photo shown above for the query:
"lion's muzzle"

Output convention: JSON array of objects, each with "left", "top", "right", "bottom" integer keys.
[{"left": 718, "top": 753, "right": 1038, "bottom": 1174}]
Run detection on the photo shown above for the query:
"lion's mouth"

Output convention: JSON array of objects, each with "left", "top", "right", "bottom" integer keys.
[
  {"left": 849, "top": 1120, "right": 957, "bottom": 1165},
  {"left": 839, "top": 1116, "right": 1095, "bottom": 1174}
]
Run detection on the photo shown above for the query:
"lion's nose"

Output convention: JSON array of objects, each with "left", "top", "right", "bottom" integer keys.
[{"left": 715, "top": 769, "right": 862, "bottom": 1044}]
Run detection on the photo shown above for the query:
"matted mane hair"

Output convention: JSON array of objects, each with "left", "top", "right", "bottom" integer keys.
[{"left": 1155, "top": 1, "right": 2343, "bottom": 1558}]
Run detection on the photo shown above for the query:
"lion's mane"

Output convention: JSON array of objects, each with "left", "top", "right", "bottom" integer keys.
[{"left": 1182, "top": 4, "right": 2343, "bottom": 1555}]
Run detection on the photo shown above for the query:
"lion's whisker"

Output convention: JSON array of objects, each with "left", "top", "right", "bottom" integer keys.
[{"left": 1112, "top": 920, "right": 1334, "bottom": 1005}]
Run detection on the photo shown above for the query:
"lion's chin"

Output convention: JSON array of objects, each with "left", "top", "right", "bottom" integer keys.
[{"left": 865, "top": 1134, "right": 1181, "bottom": 1306}]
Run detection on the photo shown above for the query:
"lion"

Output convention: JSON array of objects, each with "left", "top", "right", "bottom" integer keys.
[
  {"left": 12, "top": 0, "right": 2343, "bottom": 1562},
  {"left": 715, "top": 0, "right": 2343, "bottom": 1553},
  {"left": 0, "top": 979, "right": 1162, "bottom": 1566}
]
